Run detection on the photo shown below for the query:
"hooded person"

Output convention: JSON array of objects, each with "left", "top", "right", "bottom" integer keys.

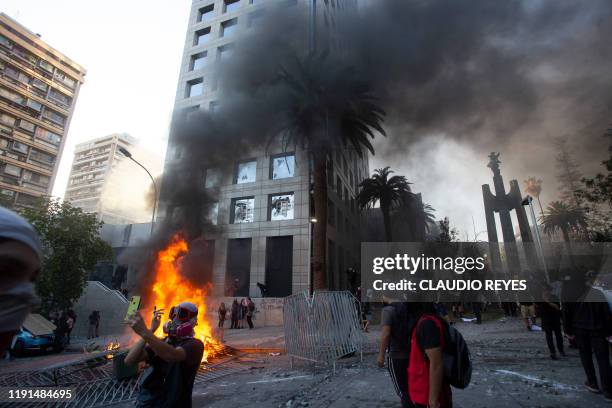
[
  {"left": 125, "top": 301, "right": 204, "bottom": 408},
  {"left": 0, "top": 207, "right": 42, "bottom": 357}
]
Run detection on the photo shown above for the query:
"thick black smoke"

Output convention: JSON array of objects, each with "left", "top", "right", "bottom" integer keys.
[{"left": 123, "top": 0, "right": 612, "bottom": 289}]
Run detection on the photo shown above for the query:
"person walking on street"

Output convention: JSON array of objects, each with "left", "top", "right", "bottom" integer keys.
[
  {"left": 408, "top": 302, "right": 452, "bottom": 408},
  {"left": 520, "top": 301, "right": 536, "bottom": 331},
  {"left": 218, "top": 302, "right": 227, "bottom": 328},
  {"left": 230, "top": 299, "right": 239, "bottom": 329},
  {"left": 240, "top": 298, "right": 248, "bottom": 329},
  {"left": 564, "top": 276, "right": 612, "bottom": 401},
  {"left": 246, "top": 297, "right": 255, "bottom": 329},
  {"left": 378, "top": 297, "right": 414, "bottom": 408},
  {"left": 65, "top": 311, "right": 75, "bottom": 344},
  {"left": 537, "top": 285, "right": 564, "bottom": 360}
]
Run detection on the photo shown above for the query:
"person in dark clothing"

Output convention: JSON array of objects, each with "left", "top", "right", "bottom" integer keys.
[
  {"left": 537, "top": 286, "right": 564, "bottom": 360},
  {"left": 563, "top": 280, "right": 612, "bottom": 401},
  {"left": 408, "top": 302, "right": 452, "bottom": 408},
  {"left": 378, "top": 298, "right": 414, "bottom": 408},
  {"left": 125, "top": 302, "right": 204, "bottom": 408},
  {"left": 246, "top": 297, "right": 255, "bottom": 329},
  {"left": 230, "top": 299, "right": 239, "bottom": 329},
  {"left": 218, "top": 302, "right": 227, "bottom": 328},
  {"left": 471, "top": 302, "right": 483, "bottom": 324}
]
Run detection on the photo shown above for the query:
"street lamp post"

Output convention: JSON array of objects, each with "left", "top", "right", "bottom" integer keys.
[
  {"left": 522, "top": 195, "right": 549, "bottom": 283},
  {"left": 118, "top": 147, "right": 157, "bottom": 237}
]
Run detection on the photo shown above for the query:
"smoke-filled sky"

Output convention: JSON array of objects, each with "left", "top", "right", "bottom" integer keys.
[{"left": 4, "top": 0, "right": 611, "bottom": 239}]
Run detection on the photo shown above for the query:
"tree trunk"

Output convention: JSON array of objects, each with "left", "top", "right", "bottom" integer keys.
[
  {"left": 381, "top": 204, "right": 392, "bottom": 242},
  {"left": 312, "top": 156, "right": 328, "bottom": 291}
]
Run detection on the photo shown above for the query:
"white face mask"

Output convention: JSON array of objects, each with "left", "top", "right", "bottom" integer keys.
[{"left": 0, "top": 282, "right": 40, "bottom": 333}]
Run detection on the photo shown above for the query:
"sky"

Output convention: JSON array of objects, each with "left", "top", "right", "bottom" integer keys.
[{"left": 2, "top": 0, "right": 192, "bottom": 198}]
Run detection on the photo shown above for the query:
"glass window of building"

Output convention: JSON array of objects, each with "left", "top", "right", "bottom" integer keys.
[
  {"left": 186, "top": 78, "right": 204, "bottom": 98},
  {"left": 336, "top": 176, "right": 342, "bottom": 197},
  {"left": 26, "top": 99, "right": 42, "bottom": 112},
  {"left": 209, "top": 100, "right": 219, "bottom": 112},
  {"left": 31, "top": 78, "right": 48, "bottom": 92},
  {"left": 221, "top": 18, "right": 238, "bottom": 37},
  {"left": 230, "top": 197, "right": 255, "bottom": 223},
  {"left": 235, "top": 160, "right": 256, "bottom": 184},
  {"left": 205, "top": 202, "right": 219, "bottom": 225},
  {"left": 217, "top": 43, "right": 235, "bottom": 61},
  {"left": 198, "top": 4, "right": 215, "bottom": 22},
  {"left": 35, "top": 127, "right": 61, "bottom": 146},
  {"left": 3, "top": 164, "right": 21, "bottom": 177},
  {"left": 270, "top": 153, "right": 295, "bottom": 179},
  {"left": 190, "top": 52, "right": 207, "bottom": 71},
  {"left": 194, "top": 27, "right": 211, "bottom": 46},
  {"left": 224, "top": 0, "right": 241, "bottom": 13},
  {"left": 38, "top": 60, "right": 54, "bottom": 74},
  {"left": 269, "top": 193, "right": 294, "bottom": 221},
  {"left": 42, "top": 109, "right": 65, "bottom": 125},
  {"left": 0, "top": 113, "right": 14, "bottom": 126},
  {"left": 11, "top": 141, "right": 28, "bottom": 154},
  {"left": 18, "top": 119, "right": 35, "bottom": 132},
  {"left": 204, "top": 167, "right": 222, "bottom": 188},
  {"left": 248, "top": 10, "right": 265, "bottom": 27}
]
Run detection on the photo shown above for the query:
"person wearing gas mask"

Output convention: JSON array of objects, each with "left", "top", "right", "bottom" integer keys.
[
  {"left": 0, "top": 207, "right": 42, "bottom": 359},
  {"left": 125, "top": 302, "right": 204, "bottom": 408}
]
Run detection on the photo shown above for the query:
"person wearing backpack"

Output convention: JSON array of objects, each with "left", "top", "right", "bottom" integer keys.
[
  {"left": 408, "top": 302, "right": 453, "bottom": 408},
  {"left": 378, "top": 297, "right": 414, "bottom": 408}
]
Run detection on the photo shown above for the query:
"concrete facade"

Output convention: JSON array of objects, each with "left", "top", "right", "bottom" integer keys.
[
  {"left": 0, "top": 13, "right": 85, "bottom": 207},
  {"left": 161, "top": 0, "right": 367, "bottom": 298},
  {"left": 65, "top": 133, "right": 136, "bottom": 221}
]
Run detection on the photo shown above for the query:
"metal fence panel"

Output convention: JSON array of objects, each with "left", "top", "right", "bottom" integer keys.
[{"left": 283, "top": 291, "right": 364, "bottom": 367}]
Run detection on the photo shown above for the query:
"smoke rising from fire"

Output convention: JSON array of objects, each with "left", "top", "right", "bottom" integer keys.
[{"left": 124, "top": 0, "right": 612, "bottom": 289}]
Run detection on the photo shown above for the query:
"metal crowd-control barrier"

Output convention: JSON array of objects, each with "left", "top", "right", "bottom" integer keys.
[
  {"left": 283, "top": 291, "right": 364, "bottom": 373},
  {"left": 0, "top": 347, "right": 244, "bottom": 407}
]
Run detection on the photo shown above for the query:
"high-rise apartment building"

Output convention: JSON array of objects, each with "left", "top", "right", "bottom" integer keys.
[
  {"left": 65, "top": 133, "right": 161, "bottom": 225},
  {"left": 0, "top": 13, "right": 85, "bottom": 207},
  {"left": 164, "top": 0, "right": 366, "bottom": 297}
]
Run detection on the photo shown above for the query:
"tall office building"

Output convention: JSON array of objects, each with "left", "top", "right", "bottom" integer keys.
[
  {"left": 164, "top": 0, "right": 366, "bottom": 297},
  {"left": 65, "top": 133, "right": 161, "bottom": 225},
  {"left": 0, "top": 13, "right": 85, "bottom": 207}
]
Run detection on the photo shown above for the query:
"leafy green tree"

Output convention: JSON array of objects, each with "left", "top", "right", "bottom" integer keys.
[
  {"left": 540, "top": 201, "right": 587, "bottom": 243},
  {"left": 19, "top": 198, "right": 112, "bottom": 313},
  {"left": 277, "top": 53, "right": 386, "bottom": 290},
  {"left": 357, "top": 167, "right": 412, "bottom": 241}
]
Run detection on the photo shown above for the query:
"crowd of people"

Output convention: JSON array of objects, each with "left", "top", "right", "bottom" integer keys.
[{"left": 218, "top": 297, "right": 256, "bottom": 330}]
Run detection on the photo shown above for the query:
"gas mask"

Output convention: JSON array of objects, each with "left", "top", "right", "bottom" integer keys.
[{"left": 162, "top": 304, "right": 197, "bottom": 339}]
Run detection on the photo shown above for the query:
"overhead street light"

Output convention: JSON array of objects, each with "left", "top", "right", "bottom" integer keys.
[{"left": 118, "top": 146, "right": 157, "bottom": 237}]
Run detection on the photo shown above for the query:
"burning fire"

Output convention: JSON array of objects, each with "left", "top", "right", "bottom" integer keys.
[
  {"left": 142, "top": 234, "right": 223, "bottom": 362},
  {"left": 105, "top": 342, "right": 120, "bottom": 359}
]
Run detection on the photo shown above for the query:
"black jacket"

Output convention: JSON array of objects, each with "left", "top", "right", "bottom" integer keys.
[{"left": 563, "top": 289, "right": 612, "bottom": 336}]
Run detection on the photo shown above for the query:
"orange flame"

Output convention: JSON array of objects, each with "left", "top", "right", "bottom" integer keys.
[{"left": 142, "top": 234, "right": 221, "bottom": 362}]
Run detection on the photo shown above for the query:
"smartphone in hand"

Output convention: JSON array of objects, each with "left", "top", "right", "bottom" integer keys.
[{"left": 124, "top": 295, "right": 141, "bottom": 322}]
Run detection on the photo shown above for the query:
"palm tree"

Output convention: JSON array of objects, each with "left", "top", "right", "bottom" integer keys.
[
  {"left": 357, "top": 167, "right": 411, "bottom": 241},
  {"left": 524, "top": 177, "right": 544, "bottom": 216},
  {"left": 276, "top": 53, "right": 386, "bottom": 290},
  {"left": 540, "top": 201, "right": 587, "bottom": 243}
]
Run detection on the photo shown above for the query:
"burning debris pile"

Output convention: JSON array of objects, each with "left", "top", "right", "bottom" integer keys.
[{"left": 140, "top": 234, "right": 224, "bottom": 362}]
